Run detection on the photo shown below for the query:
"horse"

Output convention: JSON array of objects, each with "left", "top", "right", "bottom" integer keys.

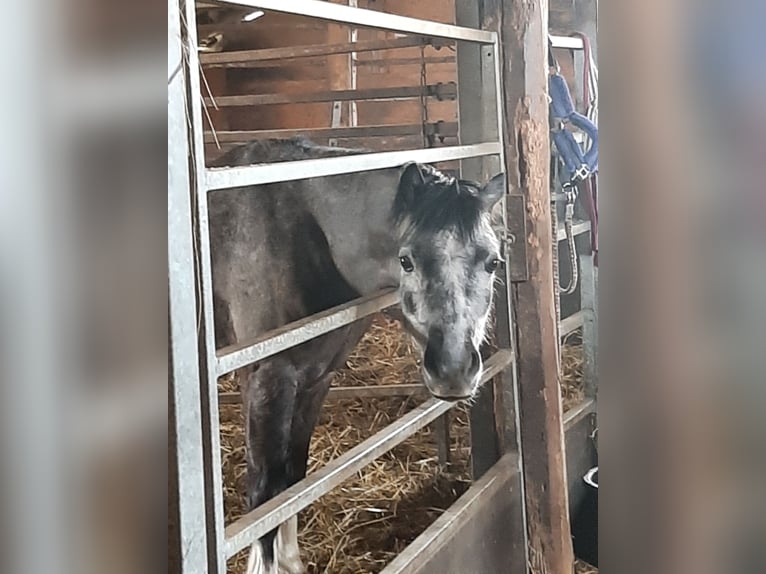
[{"left": 209, "top": 137, "right": 505, "bottom": 574}]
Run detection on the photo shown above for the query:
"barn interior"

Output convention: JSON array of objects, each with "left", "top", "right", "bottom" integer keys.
[{"left": 175, "top": 1, "right": 599, "bottom": 572}]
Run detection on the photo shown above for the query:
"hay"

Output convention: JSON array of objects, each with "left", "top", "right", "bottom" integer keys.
[
  {"left": 575, "top": 559, "right": 599, "bottom": 574},
  {"left": 560, "top": 331, "right": 586, "bottom": 412},
  {"left": 219, "top": 315, "right": 587, "bottom": 573}
]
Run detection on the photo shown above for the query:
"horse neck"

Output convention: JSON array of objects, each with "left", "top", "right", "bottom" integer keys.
[{"left": 303, "top": 168, "right": 401, "bottom": 295}]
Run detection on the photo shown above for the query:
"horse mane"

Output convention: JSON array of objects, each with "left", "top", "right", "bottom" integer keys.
[{"left": 391, "top": 165, "right": 485, "bottom": 241}]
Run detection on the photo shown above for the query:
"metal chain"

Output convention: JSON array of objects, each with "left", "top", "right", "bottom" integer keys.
[
  {"left": 550, "top": 158, "right": 562, "bottom": 373},
  {"left": 419, "top": 44, "right": 430, "bottom": 148}
]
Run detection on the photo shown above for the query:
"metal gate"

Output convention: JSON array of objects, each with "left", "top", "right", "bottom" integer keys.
[{"left": 170, "top": 1, "right": 530, "bottom": 572}]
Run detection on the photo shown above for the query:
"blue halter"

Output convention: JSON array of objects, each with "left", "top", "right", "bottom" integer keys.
[{"left": 548, "top": 40, "right": 598, "bottom": 184}]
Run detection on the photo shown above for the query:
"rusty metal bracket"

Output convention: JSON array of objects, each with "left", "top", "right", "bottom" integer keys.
[{"left": 505, "top": 194, "right": 529, "bottom": 282}]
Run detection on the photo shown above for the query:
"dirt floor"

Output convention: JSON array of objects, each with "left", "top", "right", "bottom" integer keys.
[{"left": 220, "top": 315, "right": 592, "bottom": 573}]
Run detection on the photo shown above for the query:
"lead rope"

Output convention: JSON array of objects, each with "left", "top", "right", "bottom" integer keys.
[
  {"left": 550, "top": 158, "right": 563, "bottom": 371},
  {"left": 559, "top": 184, "right": 579, "bottom": 295}
]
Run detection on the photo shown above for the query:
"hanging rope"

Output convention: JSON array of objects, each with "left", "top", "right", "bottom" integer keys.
[{"left": 419, "top": 43, "right": 430, "bottom": 148}]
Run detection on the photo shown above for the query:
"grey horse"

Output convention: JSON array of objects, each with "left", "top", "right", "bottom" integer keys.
[{"left": 209, "top": 137, "right": 505, "bottom": 573}]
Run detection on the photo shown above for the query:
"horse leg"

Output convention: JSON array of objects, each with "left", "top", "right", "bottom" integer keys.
[
  {"left": 242, "top": 364, "right": 298, "bottom": 574},
  {"left": 264, "top": 377, "right": 331, "bottom": 574}
]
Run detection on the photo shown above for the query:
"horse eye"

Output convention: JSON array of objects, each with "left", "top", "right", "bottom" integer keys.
[
  {"left": 486, "top": 258, "right": 503, "bottom": 273},
  {"left": 399, "top": 255, "right": 414, "bottom": 273}
]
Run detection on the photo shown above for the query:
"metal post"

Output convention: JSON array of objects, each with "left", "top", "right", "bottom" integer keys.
[
  {"left": 180, "top": 1, "right": 226, "bottom": 572},
  {"left": 499, "top": 0, "right": 576, "bottom": 572},
  {"left": 580, "top": 253, "right": 598, "bottom": 397},
  {"left": 168, "top": 1, "right": 209, "bottom": 572},
  {"left": 455, "top": 0, "right": 501, "bottom": 480}
]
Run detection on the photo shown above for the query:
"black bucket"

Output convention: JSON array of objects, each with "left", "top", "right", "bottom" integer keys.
[{"left": 572, "top": 466, "right": 598, "bottom": 567}]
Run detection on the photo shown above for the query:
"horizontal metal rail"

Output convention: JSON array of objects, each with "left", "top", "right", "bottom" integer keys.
[
  {"left": 203, "top": 83, "right": 456, "bottom": 107},
  {"left": 200, "top": 36, "right": 449, "bottom": 66},
  {"left": 219, "top": 383, "right": 426, "bottom": 405},
  {"left": 559, "top": 310, "right": 585, "bottom": 338},
  {"left": 223, "top": 349, "right": 514, "bottom": 557},
  {"left": 203, "top": 122, "right": 458, "bottom": 144},
  {"left": 555, "top": 219, "right": 591, "bottom": 242},
  {"left": 213, "top": 0, "right": 496, "bottom": 43},
  {"left": 216, "top": 289, "right": 399, "bottom": 377},
  {"left": 563, "top": 397, "right": 596, "bottom": 431},
  {"left": 550, "top": 35, "right": 585, "bottom": 50},
  {"left": 205, "top": 142, "right": 501, "bottom": 190}
]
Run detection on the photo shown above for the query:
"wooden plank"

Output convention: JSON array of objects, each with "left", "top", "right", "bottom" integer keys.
[
  {"left": 498, "top": 0, "right": 575, "bottom": 571},
  {"left": 560, "top": 309, "right": 585, "bottom": 338},
  {"left": 202, "top": 122, "right": 459, "bottom": 144},
  {"left": 563, "top": 405, "right": 597, "bottom": 518},
  {"left": 203, "top": 84, "right": 457, "bottom": 107},
  {"left": 380, "top": 454, "right": 525, "bottom": 574},
  {"left": 200, "top": 36, "right": 450, "bottom": 66}
]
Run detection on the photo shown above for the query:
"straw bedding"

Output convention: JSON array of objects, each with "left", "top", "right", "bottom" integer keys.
[{"left": 220, "top": 315, "right": 589, "bottom": 573}]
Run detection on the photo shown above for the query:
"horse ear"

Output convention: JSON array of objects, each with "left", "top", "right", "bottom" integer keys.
[
  {"left": 398, "top": 162, "right": 427, "bottom": 208},
  {"left": 400, "top": 162, "right": 427, "bottom": 188},
  {"left": 479, "top": 172, "right": 506, "bottom": 210}
]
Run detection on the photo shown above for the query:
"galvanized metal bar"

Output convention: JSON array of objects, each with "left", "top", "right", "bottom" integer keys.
[
  {"left": 562, "top": 397, "right": 596, "bottom": 432},
  {"left": 559, "top": 309, "right": 585, "bottom": 338},
  {"left": 223, "top": 349, "right": 514, "bottom": 557},
  {"left": 218, "top": 383, "right": 426, "bottom": 405},
  {"left": 216, "top": 289, "right": 399, "bottom": 377},
  {"left": 181, "top": 1, "right": 226, "bottom": 572},
  {"left": 203, "top": 84, "right": 457, "bottom": 107},
  {"left": 169, "top": 1, "right": 208, "bottom": 571},
  {"left": 580, "top": 253, "right": 598, "bottom": 396},
  {"left": 203, "top": 122, "right": 459, "bottom": 144},
  {"left": 555, "top": 219, "right": 591, "bottom": 242},
  {"left": 200, "top": 36, "right": 445, "bottom": 66},
  {"left": 213, "top": 0, "right": 497, "bottom": 43},
  {"left": 205, "top": 142, "right": 502, "bottom": 190},
  {"left": 380, "top": 453, "right": 524, "bottom": 574},
  {"left": 455, "top": 0, "right": 505, "bottom": 482}
]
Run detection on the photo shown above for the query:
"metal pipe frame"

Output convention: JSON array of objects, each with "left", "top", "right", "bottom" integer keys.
[
  {"left": 169, "top": 0, "right": 208, "bottom": 568},
  {"left": 213, "top": 0, "right": 497, "bottom": 43},
  {"left": 175, "top": 2, "right": 514, "bottom": 571},
  {"left": 218, "top": 383, "right": 427, "bottom": 405},
  {"left": 216, "top": 289, "right": 398, "bottom": 377},
  {"left": 182, "top": 1, "right": 227, "bottom": 572},
  {"left": 205, "top": 142, "right": 501, "bottom": 190},
  {"left": 224, "top": 350, "right": 514, "bottom": 557}
]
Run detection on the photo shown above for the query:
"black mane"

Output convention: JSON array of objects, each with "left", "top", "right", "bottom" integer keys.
[{"left": 391, "top": 165, "right": 484, "bottom": 240}]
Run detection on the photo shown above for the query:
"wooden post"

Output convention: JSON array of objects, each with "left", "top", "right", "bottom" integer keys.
[{"left": 499, "top": 0, "right": 575, "bottom": 572}]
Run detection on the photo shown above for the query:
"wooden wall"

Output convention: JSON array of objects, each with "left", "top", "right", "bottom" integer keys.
[{"left": 197, "top": 1, "right": 459, "bottom": 163}]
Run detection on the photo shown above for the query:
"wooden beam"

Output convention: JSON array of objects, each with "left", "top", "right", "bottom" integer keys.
[{"left": 497, "top": 0, "right": 575, "bottom": 572}]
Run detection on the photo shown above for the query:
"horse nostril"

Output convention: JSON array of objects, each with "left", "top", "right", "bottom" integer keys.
[
  {"left": 423, "top": 342, "right": 441, "bottom": 378},
  {"left": 467, "top": 349, "right": 481, "bottom": 376}
]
